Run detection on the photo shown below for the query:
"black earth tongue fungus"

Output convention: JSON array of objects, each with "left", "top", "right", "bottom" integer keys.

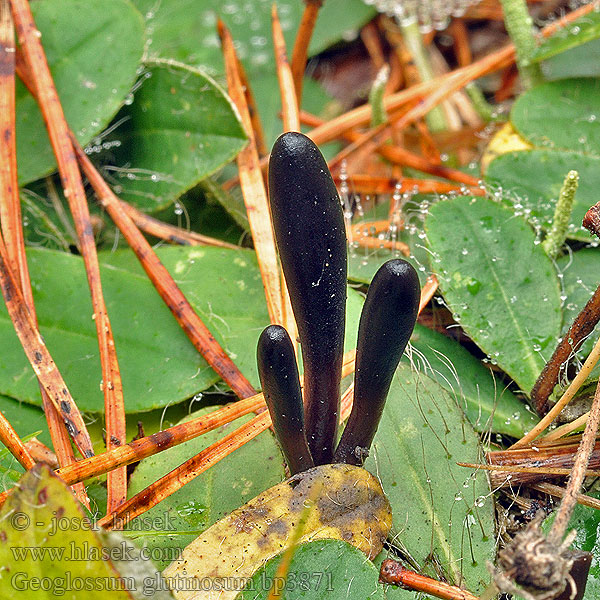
[
  {"left": 334, "top": 259, "right": 420, "bottom": 466},
  {"left": 268, "top": 131, "right": 347, "bottom": 465},
  {"left": 257, "top": 325, "right": 314, "bottom": 475}
]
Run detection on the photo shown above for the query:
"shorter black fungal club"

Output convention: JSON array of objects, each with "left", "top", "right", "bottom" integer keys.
[{"left": 257, "top": 131, "right": 420, "bottom": 474}]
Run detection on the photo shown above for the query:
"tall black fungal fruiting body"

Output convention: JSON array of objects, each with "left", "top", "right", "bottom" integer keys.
[
  {"left": 268, "top": 132, "right": 347, "bottom": 465},
  {"left": 334, "top": 259, "right": 420, "bottom": 466},
  {"left": 257, "top": 325, "right": 314, "bottom": 475}
]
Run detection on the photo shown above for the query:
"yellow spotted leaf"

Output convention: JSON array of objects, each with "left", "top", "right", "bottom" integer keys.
[{"left": 162, "top": 463, "right": 392, "bottom": 600}]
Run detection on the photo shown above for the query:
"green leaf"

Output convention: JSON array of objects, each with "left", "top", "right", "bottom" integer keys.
[
  {"left": 17, "top": 0, "right": 145, "bottom": 185},
  {"left": 557, "top": 247, "right": 600, "bottom": 358},
  {"left": 540, "top": 38, "right": 600, "bottom": 80},
  {"left": 365, "top": 365, "right": 495, "bottom": 593},
  {"left": 406, "top": 324, "right": 539, "bottom": 438},
  {"left": 425, "top": 196, "right": 562, "bottom": 394},
  {"left": 533, "top": 12, "right": 600, "bottom": 63},
  {"left": 0, "top": 465, "right": 137, "bottom": 599},
  {"left": 126, "top": 407, "right": 286, "bottom": 570},
  {"left": 510, "top": 78, "right": 600, "bottom": 153},
  {"left": 486, "top": 78, "right": 600, "bottom": 241},
  {"left": 0, "top": 247, "right": 363, "bottom": 413},
  {"left": 101, "top": 60, "right": 246, "bottom": 212},
  {"left": 486, "top": 149, "right": 599, "bottom": 242},
  {"left": 237, "top": 540, "right": 385, "bottom": 600}
]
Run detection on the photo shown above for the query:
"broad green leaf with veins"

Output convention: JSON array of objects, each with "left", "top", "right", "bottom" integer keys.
[
  {"left": 366, "top": 364, "right": 495, "bottom": 594},
  {"left": 426, "top": 196, "right": 562, "bottom": 394},
  {"left": 406, "top": 323, "right": 539, "bottom": 438}
]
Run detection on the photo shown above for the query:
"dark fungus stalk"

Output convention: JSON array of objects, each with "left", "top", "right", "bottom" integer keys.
[
  {"left": 268, "top": 132, "right": 347, "bottom": 465},
  {"left": 257, "top": 325, "right": 314, "bottom": 475},
  {"left": 334, "top": 259, "right": 420, "bottom": 466}
]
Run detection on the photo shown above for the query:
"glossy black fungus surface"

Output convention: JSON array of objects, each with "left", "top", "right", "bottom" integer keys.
[
  {"left": 334, "top": 259, "right": 420, "bottom": 465},
  {"left": 268, "top": 132, "right": 347, "bottom": 465},
  {"left": 257, "top": 325, "right": 314, "bottom": 475}
]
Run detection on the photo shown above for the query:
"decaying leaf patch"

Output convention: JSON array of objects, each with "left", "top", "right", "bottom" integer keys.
[{"left": 163, "top": 463, "right": 392, "bottom": 600}]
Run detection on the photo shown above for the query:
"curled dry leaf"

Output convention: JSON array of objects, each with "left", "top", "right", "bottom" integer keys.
[{"left": 163, "top": 463, "right": 392, "bottom": 600}]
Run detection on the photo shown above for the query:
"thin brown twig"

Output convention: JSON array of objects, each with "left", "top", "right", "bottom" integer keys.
[
  {"left": 10, "top": 0, "right": 126, "bottom": 510},
  {"left": 57, "top": 394, "right": 264, "bottom": 487},
  {"left": 459, "top": 462, "right": 600, "bottom": 478},
  {"left": 449, "top": 20, "right": 472, "bottom": 68},
  {"left": 0, "top": 395, "right": 263, "bottom": 509},
  {"left": 485, "top": 438, "right": 600, "bottom": 488},
  {"left": 541, "top": 412, "right": 588, "bottom": 443},
  {"left": 0, "top": 410, "right": 35, "bottom": 470},
  {"left": 234, "top": 53, "right": 268, "bottom": 157},
  {"left": 361, "top": 19, "right": 386, "bottom": 71},
  {"left": 0, "top": 0, "right": 23, "bottom": 286},
  {"left": 548, "top": 374, "right": 600, "bottom": 545},
  {"left": 0, "top": 4, "right": 88, "bottom": 503},
  {"left": 24, "top": 437, "right": 57, "bottom": 468},
  {"left": 290, "top": 0, "right": 322, "bottom": 102},
  {"left": 541, "top": 3, "right": 595, "bottom": 38},
  {"left": 427, "top": 44, "right": 481, "bottom": 131},
  {"left": 349, "top": 220, "right": 411, "bottom": 255},
  {"left": 512, "top": 334, "right": 600, "bottom": 450},
  {"left": 530, "top": 285, "right": 600, "bottom": 415},
  {"left": 419, "top": 275, "right": 438, "bottom": 314},
  {"left": 530, "top": 482, "right": 600, "bottom": 512},
  {"left": 300, "top": 110, "right": 480, "bottom": 186},
  {"left": 327, "top": 121, "right": 391, "bottom": 173},
  {"left": 119, "top": 200, "right": 241, "bottom": 249},
  {"left": 98, "top": 411, "right": 272, "bottom": 529},
  {"left": 219, "top": 19, "right": 283, "bottom": 326},
  {"left": 379, "top": 559, "right": 478, "bottom": 600},
  {"left": 0, "top": 235, "right": 94, "bottom": 459},
  {"left": 72, "top": 140, "right": 257, "bottom": 401},
  {"left": 272, "top": 3, "right": 299, "bottom": 133}
]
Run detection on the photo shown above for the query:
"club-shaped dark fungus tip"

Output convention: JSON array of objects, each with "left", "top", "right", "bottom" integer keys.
[
  {"left": 334, "top": 259, "right": 420, "bottom": 466},
  {"left": 257, "top": 325, "right": 314, "bottom": 475},
  {"left": 268, "top": 132, "right": 347, "bottom": 466}
]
